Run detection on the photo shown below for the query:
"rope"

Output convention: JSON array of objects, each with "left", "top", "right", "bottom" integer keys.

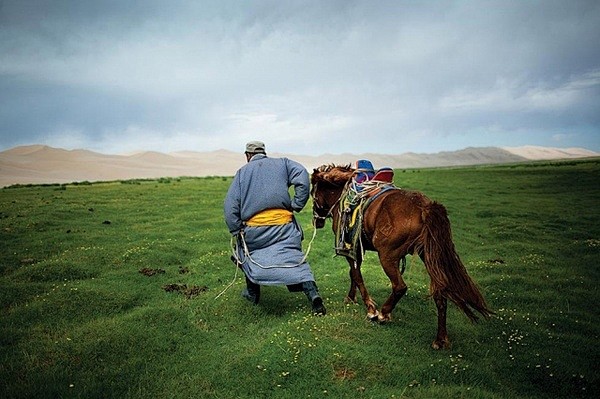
[
  {"left": 214, "top": 252, "right": 239, "bottom": 300},
  {"left": 237, "top": 221, "right": 318, "bottom": 269},
  {"left": 336, "top": 179, "right": 396, "bottom": 260},
  {"left": 215, "top": 218, "right": 319, "bottom": 300},
  {"left": 347, "top": 179, "right": 394, "bottom": 205}
]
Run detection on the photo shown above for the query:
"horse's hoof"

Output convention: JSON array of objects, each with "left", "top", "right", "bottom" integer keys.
[
  {"left": 367, "top": 311, "right": 379, "bottom": 321},
  {"left": 344, "top": 296, "right": 356, "bottom": 305},
  {"left": 377, "top": 313, "right": 391, "bottom": 323},
  {"left": 431, "top": 338, "right": 451, "bottom": 350}
]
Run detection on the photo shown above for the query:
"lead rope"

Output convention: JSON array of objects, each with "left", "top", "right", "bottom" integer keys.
[
  {"left": 214, "top": 219, "right": 320, "bottom": 300},
  {"left": 213, "top": 237, "right": 242, "bottom": 300}
]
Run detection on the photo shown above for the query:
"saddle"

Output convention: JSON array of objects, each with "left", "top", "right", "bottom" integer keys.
[{"left": 335, "top": 162, "right": 396, "bottom": 259}]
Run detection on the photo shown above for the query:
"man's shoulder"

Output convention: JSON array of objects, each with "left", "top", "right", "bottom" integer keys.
[
  {"left": 260, "top": 156, "right": 291, "bottom": 166},
  {"left": 247, "top": 155, "right": 306, "bottom": 172},
  {"left": 280, "top": 156, "right": 305, "bottom": 167}
]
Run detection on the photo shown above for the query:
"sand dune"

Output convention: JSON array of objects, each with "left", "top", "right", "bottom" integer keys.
[
  {"left": 0, "top": 144, "right": 597, "bottom": 187},
  {"left": 501, "top": 145, "right": 598, "bottom": 160}
]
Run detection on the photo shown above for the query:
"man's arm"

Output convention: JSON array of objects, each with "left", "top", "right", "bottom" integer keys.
[
  {"left": 224, "top": 173, "right": 243, "bottom": 234},
  {"left": 286, "top": 159, "right": 310, "bottom": 212}
]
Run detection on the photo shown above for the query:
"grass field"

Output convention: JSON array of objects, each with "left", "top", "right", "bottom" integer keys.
[{"left": 1, "top": 159, "right": 599, "bottom": 398}]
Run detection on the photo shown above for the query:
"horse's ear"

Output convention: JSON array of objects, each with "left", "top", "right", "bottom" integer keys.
[{"left": 314, "top": 164, "right": 327, "bottom": 173}]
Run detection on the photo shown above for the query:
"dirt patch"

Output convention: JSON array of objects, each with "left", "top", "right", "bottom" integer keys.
[
  {"left": 162, "top": 283, "right": 208, "bottom": 299},
  {"left": 334, "top": 367, "right": 356, "bottom": 381},
  {"left": 139, "top": 268, "right": 166, "bottom": 276}
]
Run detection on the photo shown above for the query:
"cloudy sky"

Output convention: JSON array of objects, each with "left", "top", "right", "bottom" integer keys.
[{"left": 1, "top": 0, "right": 599, "bottom": 155}]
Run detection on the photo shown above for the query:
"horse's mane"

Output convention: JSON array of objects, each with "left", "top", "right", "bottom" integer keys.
[{"left": 312, "top": 164, "right": 354, "bottom": 186}]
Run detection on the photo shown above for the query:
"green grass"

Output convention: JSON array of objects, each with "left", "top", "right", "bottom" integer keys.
[{"left": 1, "top": 160, "right": 599, "bottom": 398}]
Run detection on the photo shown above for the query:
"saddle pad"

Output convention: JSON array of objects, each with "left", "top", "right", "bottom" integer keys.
[{"left": 372, "top": 167, "right": 394, "bottom": 183}]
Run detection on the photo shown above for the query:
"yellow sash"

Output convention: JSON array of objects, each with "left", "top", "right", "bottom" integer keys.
[{"left": 246, "top": 209, "right": 293, "bottom": 227}]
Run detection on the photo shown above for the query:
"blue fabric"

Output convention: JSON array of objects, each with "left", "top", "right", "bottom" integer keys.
[
  {"left": 354, "top": 159, "right": 374, "bottom": 171},
  {"left": 235, "top": 221, "right": 315, "bottom": 285},
  {"left": 224, "top": 154, "right": 310, "bottom": 234},
  {"left": 224, "top": 154, "right": 315, "bottom": 286},
  {"left": 353, "top": 159, "right": 375, "bottom": 184}
]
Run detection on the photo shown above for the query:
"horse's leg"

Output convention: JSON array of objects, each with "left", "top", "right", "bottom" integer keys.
[
  {"left": 417, "top": 249, "right": 451, "bottom": 349},
  {"left": 344, "top": 268, "right": 357, "bottom": 304},
  {"left": 377, "top": 252, "right": 408, "bottom": 323},
  {"left": 346, "top": 257, "right": 379, "bottom": 320},
  {"left": 432, "top": 291, "right": 451, "bottom": 349},
  {"left": 343, "top": 249, "right": 360, "bottom": 303}
]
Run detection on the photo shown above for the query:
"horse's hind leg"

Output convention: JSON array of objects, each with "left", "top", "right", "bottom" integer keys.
[
  {"left": 432, "top": 291, "right": 450, "bottom": 349},
  {"left": 346, "top": 257, "right": 379, "bottom": 320},
  {"left": 419, "top": 250, "right": 450, "bottom": 349},
  {"left": 377, "top": 253, "right": 408, "bottom": 322}
]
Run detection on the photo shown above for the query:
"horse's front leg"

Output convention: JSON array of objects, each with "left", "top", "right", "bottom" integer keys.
[
  {"left": 432, "top": 291, "right": 450, "bottom": 349},
  {"left": 344, "top": 267, "right": 357, "bottom": 304},
  {"left": 346, "top": 257, "right": 378, "bottom": 320}
]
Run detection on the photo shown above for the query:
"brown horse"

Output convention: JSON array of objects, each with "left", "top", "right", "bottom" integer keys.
[{"left": 311, "top": 164, "right": 493, "bottom": 349}]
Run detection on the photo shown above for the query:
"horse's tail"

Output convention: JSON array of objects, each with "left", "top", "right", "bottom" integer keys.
[{"left": 417, "top": 202, "right": 494, "bottom": 322}]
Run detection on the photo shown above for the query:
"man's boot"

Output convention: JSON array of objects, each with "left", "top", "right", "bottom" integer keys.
[
  {"left": 242, "top": 276, "right": 260, "bottom": 304},
  {"left": 302, "top": 281, "right": 326, "bottom": 315}
]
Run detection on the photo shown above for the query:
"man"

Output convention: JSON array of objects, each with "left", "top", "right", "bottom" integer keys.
[{"left": 224, "top": 141, "right": 326, "bottom": 315}]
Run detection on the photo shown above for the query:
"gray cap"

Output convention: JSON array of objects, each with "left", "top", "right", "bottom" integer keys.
[{"left": 245, "top": 141, "right": 266, "bottom": 153}]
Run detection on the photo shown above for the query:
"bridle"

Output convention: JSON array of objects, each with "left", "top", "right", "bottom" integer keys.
[
  {"left": 311, "top": 180, "right": 343, "bottom": 224},
  {"left": 311, "top": 182, "right": 328, "bottom": 220}
]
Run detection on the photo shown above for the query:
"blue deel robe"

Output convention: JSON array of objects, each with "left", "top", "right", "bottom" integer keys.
[{"left": 224, "top": 154, "right": 315, "bottom": 285}]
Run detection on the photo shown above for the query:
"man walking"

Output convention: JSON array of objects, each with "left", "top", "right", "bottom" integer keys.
[{"left": 224, "top": 141, "right": 326, "bottom": 315}]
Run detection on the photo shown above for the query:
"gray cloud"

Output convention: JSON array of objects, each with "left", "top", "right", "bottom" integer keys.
[{"left": 1, "top": 0, "right": 599, "bottom": 155}]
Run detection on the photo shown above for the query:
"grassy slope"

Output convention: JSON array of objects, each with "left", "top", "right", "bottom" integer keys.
[{"left": 1, "top": 160, "right": 599, "bottom": 398}]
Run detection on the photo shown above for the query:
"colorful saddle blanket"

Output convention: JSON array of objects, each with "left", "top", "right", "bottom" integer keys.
[{"left": 335, "top": 165, "right": 396, "bottom": 259}]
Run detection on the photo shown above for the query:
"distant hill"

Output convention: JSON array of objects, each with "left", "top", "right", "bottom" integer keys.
[{"left": 0, "top": 144, "right": 597, "bottom": 187}]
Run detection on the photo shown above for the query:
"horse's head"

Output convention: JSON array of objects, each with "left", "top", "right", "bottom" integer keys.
[{"left": 310, "top": 164, "right": 353, "bottom": 229}]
